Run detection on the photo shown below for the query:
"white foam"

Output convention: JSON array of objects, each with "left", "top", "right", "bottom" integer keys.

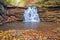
[{"left": 23, "top": 7, "right": 40, "bottom": 22}]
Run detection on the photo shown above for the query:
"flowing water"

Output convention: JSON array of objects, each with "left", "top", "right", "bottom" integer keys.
[
  {"left": 0, "top": 22, "right": 59, "bottom": 31},
  {"left": 23, "top": 6, "right": 40, "bottom": 22}
]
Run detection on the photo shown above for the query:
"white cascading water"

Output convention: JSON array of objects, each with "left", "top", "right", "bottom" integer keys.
[{"left": 23, "top": 6, "right": 40, "bottom": 22}]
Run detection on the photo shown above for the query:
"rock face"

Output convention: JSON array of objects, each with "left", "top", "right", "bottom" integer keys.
[
  {"left": 5, "top": 8, "right": 24, "bottom": 22},
  {"left": 0, "top": 7, "right": 60, "bottom": 24}
]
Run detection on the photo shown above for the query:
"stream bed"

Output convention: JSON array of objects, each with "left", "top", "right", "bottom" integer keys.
[{"left": 0, "top": 22, "right": 60, "bottom": 40}]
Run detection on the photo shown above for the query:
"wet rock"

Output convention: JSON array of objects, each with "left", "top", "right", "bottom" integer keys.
[
  {"left": 46, "top": 16, "right": 56, "bottom": 22},
  {"left": 0, "top": 16, "right": 4, "bottom": 24},
  {"left": 55, "top": 14, "right": 60, "bottom": 19},
  {"left": 0, "top": 16, "right": 4, "bottom": 21},
  {"left": 0, "top": 7, "right": 60, "bottom": 23}
]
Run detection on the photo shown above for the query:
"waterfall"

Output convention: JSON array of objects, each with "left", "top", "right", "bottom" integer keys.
[{"left": 23, "top": 6, "right": 40, "bottom": 22}]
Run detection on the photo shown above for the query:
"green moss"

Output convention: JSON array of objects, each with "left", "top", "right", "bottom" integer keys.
[{"left": 0, "top": 0, "right": 7, "bottom": 6}]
